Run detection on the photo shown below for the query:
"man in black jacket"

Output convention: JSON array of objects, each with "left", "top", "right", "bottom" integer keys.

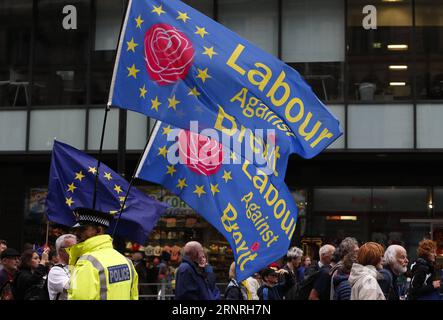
[{"left": 378, "top": 244, "right": 408, "bottom": 300}]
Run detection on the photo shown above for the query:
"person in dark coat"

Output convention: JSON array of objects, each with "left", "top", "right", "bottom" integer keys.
[
  {"left": 224, "top": 262, "right": 247, "bottom": 300},
  {"left": 257, "top": 267, "right": 292, "bottom": 300},
  {"left": 332, "top": 251, "right": 356, "bottom": 300},
  {"left": 12, "top": 248, "right": 49, "bottom": 300},
  {"left": 282, "top": 246, "right": 303, "bottom": 299},
  {"left": 175, "top": 241, "right": 215, "bottom": 300},
  {"left": 378, "top": 245, "right": 409, "bottom": 300},
  {"left": 0, "top": 248, "right": 21, "bottom": 300},
  {"left": 408, "top": 239, "right": 441, "bottom": 300}
]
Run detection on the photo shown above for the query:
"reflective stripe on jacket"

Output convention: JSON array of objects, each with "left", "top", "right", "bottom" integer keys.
[{"left": 67, "top": 234, "right": 138, "bottom": 300}]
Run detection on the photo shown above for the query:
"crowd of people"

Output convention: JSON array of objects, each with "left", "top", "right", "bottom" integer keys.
[{"left": 1, "top": 222, "right": 443, "bottom": 300}]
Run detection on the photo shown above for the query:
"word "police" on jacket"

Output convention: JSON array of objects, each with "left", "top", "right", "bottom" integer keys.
[{"left": 108, "top": 264, "right": 130, "bottom": 284}]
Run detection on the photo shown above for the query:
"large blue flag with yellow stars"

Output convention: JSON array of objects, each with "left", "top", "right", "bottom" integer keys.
[
  {"left": 45, "top": 140, "right": 168, "bottom": 244},
  {"left": 108, "top": 0, "right": 342, "bottom": 180},
  {"left": 135, "top": 121, "right": 298, "bottom": 281}
]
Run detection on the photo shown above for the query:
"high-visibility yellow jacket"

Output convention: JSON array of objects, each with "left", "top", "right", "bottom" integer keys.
[{"left": 67, "top": 234, "right": 138, "bottom": 300}]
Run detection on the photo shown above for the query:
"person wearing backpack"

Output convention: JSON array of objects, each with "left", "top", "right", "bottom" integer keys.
[
  {"left": 12, "top": 248, "right": 49, "bottom": 300},
  {"left": 0, "top": 248, "right": 21, "bottom": 300},
  {"left": 47, "top": 234, "right": 77, "bottom": 300}
]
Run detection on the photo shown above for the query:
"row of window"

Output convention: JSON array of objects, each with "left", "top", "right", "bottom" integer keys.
[
  {"left": 0, "top": 0, "right": 442, "bottom": 108},
  {"left": 2, "top": 103, "right": 443, "bottom": 151}
]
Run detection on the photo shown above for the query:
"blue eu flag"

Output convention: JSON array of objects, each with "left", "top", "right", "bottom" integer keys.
[
  {"left": 45, "top": 140, "right": 168, "bottom": 244},
  {"left": 135, "top": 121, "right": 298, "bottom": 281},
  {"left": 108, "top": 0, "right": 342, "bottom": 180}
]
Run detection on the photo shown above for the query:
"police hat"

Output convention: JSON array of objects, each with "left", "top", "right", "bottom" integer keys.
[
  {"left": 1, "top": 248, "right": 20, "bottom": 260},
  {"left": 72, "top": 208, "right": 113, "bottom": 228}
]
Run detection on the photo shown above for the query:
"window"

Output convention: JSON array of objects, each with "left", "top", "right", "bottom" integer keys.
[
  {"left": 347, "top": 0, "right": 413, "bottom": 102},
  {"left": 91, "top": 0, "right": 125, "bottom": 105},
  {"left": 33, "top": 0, "right": 90, "bottom": 106},
  {"left": 348, "top": 104, "right": 413, "bottom": 148},
  {"left": 218, "top": 0, "right": 278, "bottom": 56},
  {"left": 29, "top": 109, "right": 86, "bottom": 150},
  {"left": 415, "top": 0, "right": 443, "bottom": 100},
  {"left": 283, "top": 0, "right": 345, "bottom": 103},
  {"left": 0, "top": 0, "right": 32, "bottom": 107}
]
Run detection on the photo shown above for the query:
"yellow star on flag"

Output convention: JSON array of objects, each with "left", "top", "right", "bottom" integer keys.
[
  {"left": 168, "top": 95, "right": 180, "bottom": 110},
  {"left": 65, "top": 197, "right": 74, "bottom": 207},
  {"left": 119, "top": 196, "right": 126, "bottom": 202},
  {"left": 210, "top": 183, "right": 220, "bottom": 196},
  {"left": 67, "top": 182, "right": 77, "bottom": 193},
  {"left": 152, "top": 5, "right": 165, "bottom": 15},
  {"left": 222, "top": 170, "right": 232, "bottom": 183},
  {"left": 166, "top": 165, "right": 176, "bottom": 176},
  {"left": 127, "top": 64, "right": 140, "bottom": 79},
  {"left": 88, "top": 166, "right": 97, "bottom": 174},
  {"left": 114, "top": 185, "right": 123, "bottom": 194},
  {"left": 104, "top": 172, "right": 112, "bottom": 181},
  {"left": 176, "top": 11, "right": 190, "bottom": 23},
  {"left": 151, "top": 96, "right": 161, "bottom": 111},
  {"left": 158, "top": 146, "right": 168, "bottom": 158},
  {"left": 135, "top": 15, "right": 144, "bottom": 28},
  {"left": 176, "top": 178, "right": 188, "bottom": 190},
  {"left": 193, "top": 185, "right": 206, "bottom": 197},
  {"left": 74, "top": 171, "right": 85, "bottom": 181},
  {"left": 195, "top": 26, "right": 209, "bottom": 38},
  {"left": 196, "top": 68, "right": 211, "bottom": 83},
  {"left": 202, "top": 46, "right": 217, "bottom": 59},
  {"left": 126, "top": 38, "right": 138, "bottom": 52},
  {"left": 188, "top": 87, "right": 201, "bottom": 96},
  {"left": 230, "top": 152, "right": 237, "bottom": 161},
  {"left": 139, "top": 85, "right": 147, "bottom": 98},
  {"left": 162, "top": 125, "right": 172, "bottom": 136}
]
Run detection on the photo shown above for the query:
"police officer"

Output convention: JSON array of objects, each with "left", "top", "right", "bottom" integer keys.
[{"left": 67, "top": 208, "right": 138, "bottom": 300}]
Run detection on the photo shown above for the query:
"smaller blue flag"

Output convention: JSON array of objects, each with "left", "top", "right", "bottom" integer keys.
[
  {"left": 136, "top": 121, "right": 298, "bottom": 281},
  {"left": 45, "top": 140, "right": 168, "bottom": 244}
]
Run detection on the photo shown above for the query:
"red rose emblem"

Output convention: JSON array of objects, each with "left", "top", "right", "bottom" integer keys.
[
  {"left": 251, "top": 242, "right": 260, "bottom": 252},
  {"left": 178, "top": 129, "right": 223, "bottom": 176},
  {"left": 144, "top": 24, "right": 195, "bottom": 85}
]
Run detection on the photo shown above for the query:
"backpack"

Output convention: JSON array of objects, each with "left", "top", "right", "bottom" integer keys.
[{"left": 294, "top": 269, "right": 322, "bottom": 300}]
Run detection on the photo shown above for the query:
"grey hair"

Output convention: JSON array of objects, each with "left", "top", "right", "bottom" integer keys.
[
  {"left": 338, "top": 237, "right": 359, "bottom": 260},
  {"left": 384, "top": 245, "right": 406, "bottom": 266},
  {"left": 319, "top": 244, "right": 335, "bottom": 257},
  {"left": 55, "top": 234, "right": 76, "bottom": 252},
  {"left": 287, "top": 246, "right": 303, "bottom": 259}
]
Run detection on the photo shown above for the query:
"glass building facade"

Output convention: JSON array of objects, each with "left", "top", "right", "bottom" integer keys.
[{"left": 1, "top": 0, "right": 443, "bottom": 278}]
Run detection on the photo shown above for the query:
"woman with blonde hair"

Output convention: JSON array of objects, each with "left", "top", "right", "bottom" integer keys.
[
  {"left": 349, "top": 242, "right": 385, "bottom": 300},
  {"left": 408, "top": 239, "right": 441, "bottom": 300}
]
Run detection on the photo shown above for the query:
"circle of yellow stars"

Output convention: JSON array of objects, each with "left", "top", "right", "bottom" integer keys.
[{"left": 124, "top": 7, "right": 218, "bottom": 116}]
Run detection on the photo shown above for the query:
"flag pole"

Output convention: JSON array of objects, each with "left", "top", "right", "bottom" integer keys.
[
  {"left": 45, "top": 220, "right": 49, "bottom": 246},
  {"left": 111, "top": 121, "right": 159, "bottom": 240},
  {"left": 92, "top": 106, "right": 109, "bottom": 210}
]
